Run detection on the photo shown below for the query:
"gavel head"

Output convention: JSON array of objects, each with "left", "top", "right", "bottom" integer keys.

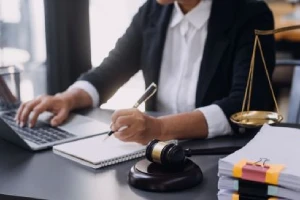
[{"left": 145, "top": 139, "right": 186, "bottom": 167}]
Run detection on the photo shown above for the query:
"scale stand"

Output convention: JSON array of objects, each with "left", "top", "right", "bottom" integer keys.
[{"left": 230, "top": 25, "right": 300, "bottom": 128}]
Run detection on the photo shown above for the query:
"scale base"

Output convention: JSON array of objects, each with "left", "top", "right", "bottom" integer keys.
[{"left": 128, "top": 158, "right": 203, "bottom": 192}]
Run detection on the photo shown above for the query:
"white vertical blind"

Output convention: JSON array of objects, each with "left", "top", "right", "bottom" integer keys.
[
  {"left": 90, "top": 0, "right": 145, "bottom": 67},
  {"left": 89, "top": 0, "right": 146, "bottom": 110}
]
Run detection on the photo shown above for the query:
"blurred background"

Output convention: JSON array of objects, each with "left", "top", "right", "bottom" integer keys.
[{"left": 0, "top": 0, "right": 299, "bottom": 122}]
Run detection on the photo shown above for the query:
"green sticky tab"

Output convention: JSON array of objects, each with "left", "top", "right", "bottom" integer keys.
[
  {"left": 268, "top": 185, "right": 278, "bottom": 196},
  {"left": 234, "top": 180, "right": 239, "bottom": 191}
]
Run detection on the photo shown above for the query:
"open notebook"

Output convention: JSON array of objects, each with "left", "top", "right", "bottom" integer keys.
[{"left": 53, "top": 134, "right": 146, "bottom": 169}]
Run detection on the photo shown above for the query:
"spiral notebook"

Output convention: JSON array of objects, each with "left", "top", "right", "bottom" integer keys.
[{"left": 53, "top": 134, "right": 146, "bottom": 169}]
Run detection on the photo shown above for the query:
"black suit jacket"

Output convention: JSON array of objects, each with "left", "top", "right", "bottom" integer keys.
[{"left": 79, "top": 0, "right": 275, "bottom": 132}]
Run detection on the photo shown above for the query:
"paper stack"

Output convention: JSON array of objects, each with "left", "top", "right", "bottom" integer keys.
[{"left": 218, "top": 124, "right": 300, "bottom": 200}]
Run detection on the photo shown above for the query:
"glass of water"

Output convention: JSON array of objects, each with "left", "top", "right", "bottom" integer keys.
[{"left": 0, "top": 66, "right": 21, "bottom": 111}]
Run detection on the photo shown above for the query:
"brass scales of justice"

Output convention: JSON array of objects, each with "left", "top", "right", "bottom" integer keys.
[{"left": 230, "top": 25, "right": 300, "bottom": 128}]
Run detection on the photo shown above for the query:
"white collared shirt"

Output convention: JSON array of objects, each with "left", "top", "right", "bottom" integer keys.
[
  {"left": 69, "top": 0, "right": 232, "bottom": 138},
  {"left": 157, "top": 1, "right": 210, "bottom": 113}
]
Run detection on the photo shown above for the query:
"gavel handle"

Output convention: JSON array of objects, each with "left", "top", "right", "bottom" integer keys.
[{"left": 184, "top": 146, "right": 241, "bottom": 157}]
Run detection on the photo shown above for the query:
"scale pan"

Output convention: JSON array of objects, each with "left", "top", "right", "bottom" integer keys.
[{"left": 230, "top": 111, "right": 283, "bottom": 128}]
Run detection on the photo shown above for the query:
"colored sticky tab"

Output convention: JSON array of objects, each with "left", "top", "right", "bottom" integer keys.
[
  {"left": 233, "top": 160, "right": 248, "bottom": 178},
  {"left": 265, "top": 165, "right": 285, "bottom": 185},
  {"left": 232, "top": 193, "right": 278, "bottom": 200},
  {"left": 233, "top": 159, "right": 285, "bottom": 185},
  {"left": 232, "top": 193, "right": 239, "bottom": 200}
]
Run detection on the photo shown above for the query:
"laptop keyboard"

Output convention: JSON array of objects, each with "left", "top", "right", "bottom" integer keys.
[
  {"left": 1, "top": 111, "right": 75, "bottom": 145},
  {"left": 0, "top": 102, "right": 20, "bottom": 111}
]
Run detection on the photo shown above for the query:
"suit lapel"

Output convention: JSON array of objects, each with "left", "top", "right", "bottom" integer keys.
[
  {"left": 145, "top": 3, "right": 173, "bottom": 85},
  {"left": 196, "top": 0, "right": 236, "bottom": 106}
]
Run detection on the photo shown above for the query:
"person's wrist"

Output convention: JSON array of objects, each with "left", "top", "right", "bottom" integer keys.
[
  {"left": 151, "top": 116, "right": 165, "bottom": 141},
  {"left": 55, "top": 91, "right": 76, "bottom": 111}
]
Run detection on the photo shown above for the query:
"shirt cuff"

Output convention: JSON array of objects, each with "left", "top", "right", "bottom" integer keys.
[
  {"left": 197, "top": 104, "right": 233, "bottom": 139},
  {"left": 68, "top": 80, "right": 100, "bottom": 107}
]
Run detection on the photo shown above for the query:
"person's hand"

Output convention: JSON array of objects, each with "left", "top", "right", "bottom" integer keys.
[
  {"left": 15, "top": 93, "right": 73, "bottom": 128},
  {"left": 111, "top": 108, "right": 162, "bottom": 145}
]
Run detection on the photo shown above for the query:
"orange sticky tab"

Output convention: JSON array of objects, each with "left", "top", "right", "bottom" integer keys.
[
  {"left": 233, "top": 159, "right": 247, "bottom": 178},
  {"left": 232, "top": 193, "right": 239, "bottom": 200},
  {"left": 269, "top": 198, "right": 278, "bottom": 200},
  {"left": 265, "top": 164, "right": 285, "bottom": 185}
]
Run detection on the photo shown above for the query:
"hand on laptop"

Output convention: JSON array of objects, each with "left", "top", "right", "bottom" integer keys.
[
  {"left": 15, "top": 94, "right": 72, "bottom": 128},
  {"left": 15, "top": 88, "right": 94, "bottom": 128}
]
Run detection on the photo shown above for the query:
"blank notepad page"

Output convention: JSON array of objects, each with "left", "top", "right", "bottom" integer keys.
[{"left": 53, "top": 134, "right": 146, "bottom": 168}]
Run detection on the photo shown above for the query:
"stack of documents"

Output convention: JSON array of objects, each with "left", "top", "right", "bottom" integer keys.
[
  {"left": 218, "top": 177, "right": 299, "bottom": 200},
  {"left": 218, "top": 124, "right": 300, "bottom": 200}
]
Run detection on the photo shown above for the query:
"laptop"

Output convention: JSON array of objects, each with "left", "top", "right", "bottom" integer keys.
[
  {"left": 0, "top": 110, "right": 110, "bottom": 151},
  {"left": 0, "top": 76, "right": 109, "bottom": 151}
]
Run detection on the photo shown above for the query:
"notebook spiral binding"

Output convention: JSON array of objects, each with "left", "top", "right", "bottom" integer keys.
[
  {"left": 99, "top": 150, "right": 146, "bottom": 168},
  {"left": 97, "top": 140, "right": 177, "bottom": 168}
]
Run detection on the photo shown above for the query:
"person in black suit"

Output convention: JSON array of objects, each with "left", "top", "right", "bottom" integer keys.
[{"left": 16, "top": 0, "right": 275, "bottom": 144}]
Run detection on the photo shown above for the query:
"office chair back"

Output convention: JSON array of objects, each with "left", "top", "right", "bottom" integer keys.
[{"left": 288, "top": 66, "right": 300, "bottom": 123}]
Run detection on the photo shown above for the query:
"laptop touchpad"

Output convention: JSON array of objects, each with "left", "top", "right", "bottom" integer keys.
[{"left": 58, "top": 114, "right": 109, "bottom": 136}]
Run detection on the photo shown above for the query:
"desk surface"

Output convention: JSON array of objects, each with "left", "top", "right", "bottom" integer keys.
[{"left": 0, "top": 109, "right": 253, "bottom": 200}]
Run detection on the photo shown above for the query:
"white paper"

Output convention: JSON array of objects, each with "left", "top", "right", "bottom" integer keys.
[{"left": 53, "top": 134, "right": 145, "bottom": 167}]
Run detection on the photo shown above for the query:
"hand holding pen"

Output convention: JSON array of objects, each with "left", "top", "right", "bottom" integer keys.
[{"left": 103, "top": 83, "right": 158, "bottom": 143}]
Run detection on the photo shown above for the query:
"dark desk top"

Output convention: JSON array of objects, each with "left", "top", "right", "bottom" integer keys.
[{"left": 0, "top": 109, "right": 253, "bottom": 200}]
